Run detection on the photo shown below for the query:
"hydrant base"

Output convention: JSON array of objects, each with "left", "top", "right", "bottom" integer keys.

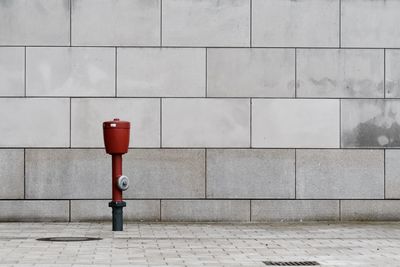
[{"left": 109, "top": 201, "right": 126, "bottom": 231}]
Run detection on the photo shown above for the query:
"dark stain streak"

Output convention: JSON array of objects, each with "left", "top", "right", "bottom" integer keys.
[
  {"left": 307, "top": 77, "right": 381, "bottom": 97},
  {"left": 386, "top": 80, "right": 400, "bottom": 97},
  {"left": 344, "top": 118, "right": 400, "bottom": 148},
  {"left": 287, "top": 80, "right": 295, "bottom": 91},
  {"left": 310, "top": 77, "right": 337, "bottom": 88}
]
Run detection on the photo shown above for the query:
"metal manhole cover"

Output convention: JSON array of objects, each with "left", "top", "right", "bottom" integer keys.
[
  {"left": 36, "top": 237, "right": 102, "bottom": 242},
  {"left": 263, "top": 261, "right": 320, "bottom": 266}
]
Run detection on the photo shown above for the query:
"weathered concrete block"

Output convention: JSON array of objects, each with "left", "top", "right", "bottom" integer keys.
[
  {"left": 0, "top": 47, "right": 24, "bottom": 96},
  {"left": 252, "top": 99, "right": 339, "bottom": 148},
  {"left": 296, "top": 149, "right": 384, "bottom": 199},
  {"left": 206, "top": 149, "right": 295, "bottom": 198},
  {"left": 341, "top": 100, "right": 400, "bottom": 147},
  {"left": 0, "top": 150, "right": 24, "bottom": 199},
  {"left": 124, "top": 149, "right": 205, "bottom": 198},
  {"left": 72, "top": 0, "right": 160, "bottom": 46},
  {"left": 341, "top": 200, "right": 400, "bottom": 221},
  {"left": 26, "top": 47, "right": 115, "bottom": 97},
  {"left": 384, "top": 150, "right": 400, "bottom": 199},
  {"left": 252, "top": 200, "right": 339, "bottom": 222},
  {"left": 207, "top": 48, "right": 295, "bottom": 97},
  {"left": 25, "top": 149, "right": 110, "bottom": 199},
  {"left": 297, "top": 49, "right": 384, "bottom": 98},
  {"left": 342, "top": 0, "right": 400, "bottom": 47},
  {"left": 162, "top": 0, "right": 250, "bottom": 46},
  {"left": 0, "top": 0, "right": 69, "bottom": 45},
  {"left": 71, "top": 98, "right": 160, "bottom": 148},
  {"left": 71, "top": 200, "right": 160, "bottom": 221},
  {"left": 118, "top": 48, "right": 205, "bottom": 97},
  {"left": 386, "top": 50, "right": 400, "bottom": 98},
  {"left": 252, "top": 0, "right": 339, "bottom": 47},
  {"left": 0, "top": 201, "right": 69, "bottom": 222},
  {"left": 0, "top": 98, "right": 69, "bottom": 147},
  {"left": 161, "top": 200, "right": 250, "bottom": 222},
  {"left": 26, "top": 149, "right": 204, "bottom": 199},
  {"left": 162, "top": 99, "right": 250, "bottom": 147}
]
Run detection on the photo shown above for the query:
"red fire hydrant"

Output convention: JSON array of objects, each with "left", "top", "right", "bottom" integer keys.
[{"left": 103, "top": 118, "right": 130, "bottom": 231}]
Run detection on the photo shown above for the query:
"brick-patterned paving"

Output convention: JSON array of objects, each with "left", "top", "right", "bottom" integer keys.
[{"left": 0, "top": 222, "right": 400, "bottom": 266}]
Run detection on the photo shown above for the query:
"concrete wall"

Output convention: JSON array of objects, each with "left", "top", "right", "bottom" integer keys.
[{"left": 0, "top": 0, "right": 399, "bottom": 222}]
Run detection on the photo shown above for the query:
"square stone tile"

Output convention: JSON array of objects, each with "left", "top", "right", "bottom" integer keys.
[
  {"left": 71, "top": 98, "right": 160, "bottom": 148},
  {"left": 0, "top": 47, "right": 24, "bottom": 96},
  {"left": 0, "top": 0, "right": 69, "bottom": 45},
  {"left": 252, "top": 99, "right": 340, "bottom": 148},
  {"left": 25, "top": 149, "right": 110, "bottom": 199},
  {"left": 161, "top": 200, "right": 250, "bottom": 221},
  {"left": 341, "top": 200, "right": 400, "bottom": 220},
  {"left": 117, "top": 48, "right": 205, "bottom": 97},
  {"left": 0, "top": 150, "right": 24, "bottom": 199},
  {"left": 384, "top": 150, "right": 400, "bottom": 198},
  {"left": 206, "top": 149, "right": 294, "bottom": 198},
  {"left": 252, "top": 0, "right": 339, "bottom": 47},
  {"left": 385, "top": 49, "right": 400, "bottom": 97},
  {"left": 0, "top": 98, "right": 70, "bottom": 147},
  {"left": 296, "top": 149, "right": 384, "bottom": 199},
  {"left": 341, "top": 99, "right": 400, "bottom": 147},
  {"left": 0, "top": 201, "right": 68, "bottom": 221},
  {"left": 252, "top": 200, "right": 339, "bottom": 222},
  {"left": 72, "top": 0, "right": 160, "bottom": 46},
  {"left": 27, "top": 47, "right": 115, "bottom": 97},
  {"left": 124, "top": 149, "right": 205, "bottom": 198},
  {"left": 207, "top": 48, "right": 295, "bottom": 97},
  {"left": 297, "top": 49, "right": 384, "bottom": 98},
  {"left": 162, "top": 0, "right": 250, "bottom": 46},
  {"left": 342, "top": 0, "right": 400, "bottom": 47},
  {"left": 162, "top": 98, "right": 250, "bottom": 147},
  {"left": 71, "top": 200, "right": 160, "bottom": 221}
]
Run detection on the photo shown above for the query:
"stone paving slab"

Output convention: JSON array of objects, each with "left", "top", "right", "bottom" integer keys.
[{"left": 0, "top": 222, "right": 399, "bottom": 266}]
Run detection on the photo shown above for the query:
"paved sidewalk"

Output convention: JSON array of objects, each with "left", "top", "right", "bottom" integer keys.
[{"left": 0, "top": 222, "right": 399, "bottom": 266}]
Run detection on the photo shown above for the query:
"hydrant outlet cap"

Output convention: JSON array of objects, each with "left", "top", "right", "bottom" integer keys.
[{"left": 103, "top": 119, "right": 130, "bottom": 129}]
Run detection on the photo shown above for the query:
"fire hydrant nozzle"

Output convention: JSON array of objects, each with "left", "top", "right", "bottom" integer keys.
[{"left": 103, "top": 118, "right": 130, "bottom": 231}]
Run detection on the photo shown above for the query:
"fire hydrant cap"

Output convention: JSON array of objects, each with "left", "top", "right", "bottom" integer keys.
[{"left": 103, "top": 118, "right": 130, "bottom": 129}]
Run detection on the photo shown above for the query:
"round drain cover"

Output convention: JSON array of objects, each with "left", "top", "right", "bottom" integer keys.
[{"left": 36, "top": 237, "right": 102, "bottom": 242}]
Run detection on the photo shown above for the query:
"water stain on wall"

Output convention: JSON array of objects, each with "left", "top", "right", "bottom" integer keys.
[
  {"left": 386, "top": 80, "right": 400, "bottom": 97},
  {"left": 304, "top": 78, "right": 381, "bottom": 97},
  {"left": 342, "top": 100, "right": 400, "bottom": 147},
  {"left": 343, "top": 121, "right": 400, "bottom": 147}
]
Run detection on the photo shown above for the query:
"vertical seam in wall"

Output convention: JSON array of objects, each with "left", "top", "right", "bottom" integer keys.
[
  {"left": 69, "top": 0, "right": 72, "bottom": 46},
  {"left": 294, "top": 48, "right": 297, "bottom": 98},
  {"left": 249, "top": 199, "right": 252, "bottom": 221},
  {"left": 384, "top": 149, "right": 386, "bottom": 199},
  {"left": 205, "top": 48, "right": 208, "bottom": 97},
  {"left": 160, "top": 98, "right": 163, "bottom": 148},
  {"left": 205, "top": 149, "right": 207, "bottom": 198},
  {"left": 339, "top": 200, "right": 341, "bottom": 221},
  {"left": 23, "top": 149, "right": 26, "bottom": 199},
  {"left": 294, "top": 149, "right": 297, "bottom": 199},
  {"left": 339, "top": 99, "right": 342, "bottom": 148},
  {"left": 339, "top": 0, "right": 341, "bottom": 48},
  {"left": 160, "top": 0, "right": 163, "bottom": 46},
  {"left": 384, "top": 49, "right": 386, "bottom": 98},
  {"left": 250, "top": 98, "right": 252, "bottom": 147},
  {"left": 69, "top": 200, "right": 71, "bottom": 222},
  {"left": 24, "top": 46, "right": 26, "bottom": 97},
  {"left": 115, "top": 48, "right": 118, "bottom": 97},
  {"left": 249, "top": 0, "right": 252, "bottom": 47},
  {"left": 159, "top": 200, "right": 162, "bottom": 221},
  {"left": 69, "top": 98, "right": 72, "bottom": 148}
]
